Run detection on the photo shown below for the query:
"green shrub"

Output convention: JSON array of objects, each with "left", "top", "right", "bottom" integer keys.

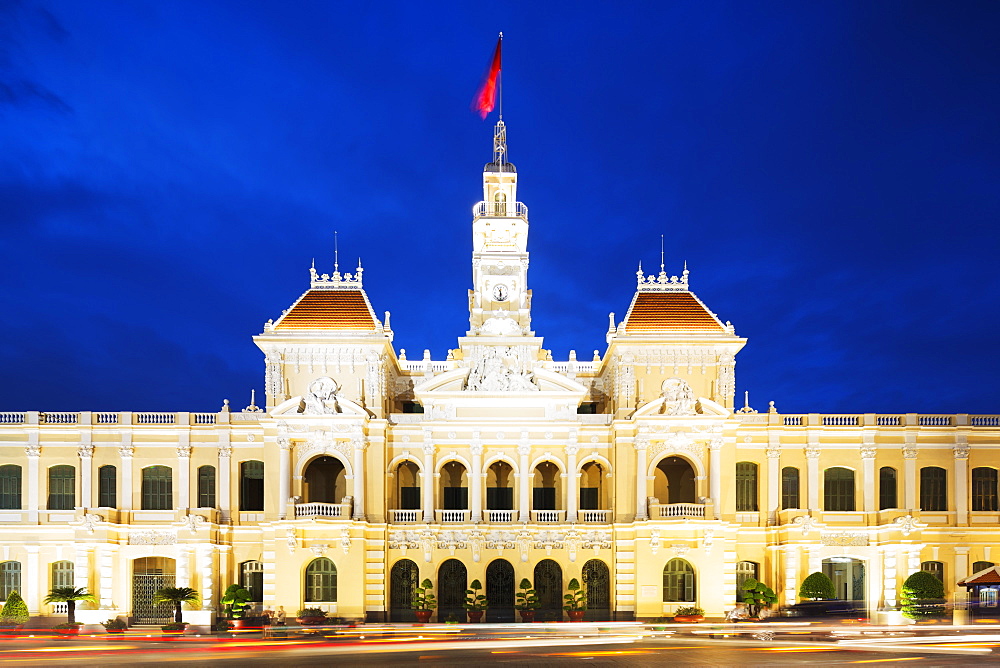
[
  {"left": 413, "top": 579, "right": 437, "bottom": 611},
  {"left": 221, "top": 584, "right": 253, "bottom": 619},
  {"left": 900, "top": 571, "right": 946, "bottom": 620},
  {"left": 674, "top": 606, "right": 704, "bottom": 616},
  {"left": 0, "top": 591, "right": 29, "bottom": 625},
  {"left": 102, "top": 617, "right": 128, "bottom": 630},
  {"left": 515, "top": 578, "right": 540, "bottom": 611},
  {"left": 464, "top": 579, "right": 488, "bottom": 611},
  {"left": 740, "top": 578, "right": 779, "bottom": 617},
  {"left": 799, "top": 572, "right": 836, "bottom": 600},
  {"left": 562, "top": 578, "right": 587, "bottom": 612}
]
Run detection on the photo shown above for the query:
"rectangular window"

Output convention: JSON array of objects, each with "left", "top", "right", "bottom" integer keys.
[
  {"left": 240, "top": 561, "right": 264, "bottom": 602},
  {"left": 442, "top": 487, "right": 468, "bottom": 510},
  {"left": 736, "top": 462, "right": 758, "bottom": 512},
  {"left": 198, "top": 466, "right": 216, "bottom": 508},
  {"left": 879, "top": 467, "right": 897, "bottom": 510},
  {"left": 781, "top": 467, "right": 800, "bottom": 510},
  {"left": 400, "top": 486, "right": 421, "bottom": 510},
  {"left": 98, "top": 465, "right": 116, "bottom": 508},
  {"left": 486, "top": 487, "right": 513, "bottom": 510},
  {"left": 240, "top": 461, "right": 264, "bottom": 511},
  {"left": 48, "top": 466, "right": 76, "bottom": 510},
  {"left": 920, "top": 467, "right": 948, "bottom": 512},
  {"left": 141, "top": 466, "right": 173, "bottom": 510},
  {"left": 51, "top": 561, "right": 74, "bottom": 588},
  {"left": 579, "top": 487, "right": 599, "bottom": 510},
  {"left": 1, "top": 562, "right": 21, "bottom": 600},
  {"left": 533, "top": 487, "right": 556, "bottom": 511}
]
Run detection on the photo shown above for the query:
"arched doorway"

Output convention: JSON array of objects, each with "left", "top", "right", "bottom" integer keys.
[
  {"left": 583, "top": 559, "right": 611, "bottom": 621},
  {"left": 485, "top": 559, "right": 515, "bottom": 622},
  {"left": 438, "top": 559, "right": 467, "bottom": 623},
  {"left": 439, "top": 462, "right": 469, "bottom": 514},
  {"left": 304, "top": 456, "right": 346, "bottom": 503},
  {"left": 653, "top": 457, "right": 696, "bottom": 504},
  {"left": 132, "top": 557, "right": 175, "bottom": 624},
  {"left": 579, "top": 462, "right": 605, "bottom": 512},
  {"left": 395, "top": 461, "right": 421, "bottom": 511},
  {"left": 534, "top": 559, "right": 563, "bottom": 622},
  {"left": 532, "top": 462, "right": 562, "bottom": 513},
  {"left": 389, "top": 559, "right": 419, "bottom": 622},
  {"left": 486, "top": 461, "right": 515, "bottom": 514},
  {"left": 823, "top": 557, "right": 865, "bottom": 602}
]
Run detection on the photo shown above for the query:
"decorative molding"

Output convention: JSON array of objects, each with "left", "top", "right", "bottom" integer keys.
[
  {"left": 25, "top": 443, "right": 41, "bottom": 458},
  {"left": 669, "top": 544, "right": 690, "bottom": 558},
  {"left": 649, "top": 529, "right": 660, "bottom": 555},
  {"left": 953, "top": 444, "right": 970, "bottom": 460},
  {"left": 805, "top": 445, "right": 821, "bottom": 459},
  {"left": 177, "top": 444, "right": 192, "bottom": 459},
  {"left": 791, "top": 515, "right": 820, "bottom": 535},
  {"left": 340, "top": 528, "right": 352, "bottom": 554},
  {"left": 178, "top": 514, "right": 205, "bottom": 534},
  {"left": 129, "top": 531, "right": 176, "bottom": 545},
  {"left": 821, "top": 532, "right": 868, "bottom": 547},
  {"left": 309, "top": 544, "right": 329, "bottom": 557},
  {"left": 78, "top": 444, "right": 94, "bottom": 458},
  {"left": 860, "top": 444, "right": 877, "bottom": 459},
  {"left": 902, "top": 444, "right": 918, "bottom": 460},
  {"left": 118, "top": 444, "right": 134, "bottom": 458},
  {"left": 766, "top": 445, "right": 781, "bottom": 459},
  {"left": 893, "top": 514, "right": 924, "bottom": 537}
]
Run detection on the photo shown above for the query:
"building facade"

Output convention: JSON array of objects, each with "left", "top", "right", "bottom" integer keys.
[{"left": 1, "top": 120, "right": 998, "bottom": 625}]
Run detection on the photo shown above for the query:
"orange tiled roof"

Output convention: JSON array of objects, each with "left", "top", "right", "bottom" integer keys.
[
  {"left": 623, "top": 292, "right": 726, "bottom": 334},
  {"left": 273, "top": 289, "right": 377, "bottom": 331},
  {"left": 959, "top": 566, "right": 1000, "bottom": 586}
]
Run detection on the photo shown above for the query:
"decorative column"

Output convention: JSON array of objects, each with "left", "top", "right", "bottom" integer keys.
[
  {"left": 278, "top": 437, "right": 291, "bottom": 520},
  {"left": 517, "top": 442, "right": 531, "bottom": 522},
  {"left": 709, "top": 437, "right": 723, "bottom": 520},
  {"left": 119, "top": 434, "right": 133, "bottom": 511},
  {"left": 881, "top": 546, "right": 898, "bottom": 609},
  {"left": 177, "top": 438, "right": 192, "bottom": 510},
  {"left": 954, "top": 438, "right": 969, "bottom": 524},
  {"left": 470, "top": 434, "right": 483, "bottom": 523},
  {"left": 24, "top": 545, "right": 40, "bottom": 613},
  {"left": 74, "top": 545, "right": 92, "bottom": 592},
  {"left": 954, "top": 545, "right": 970, "bottom": 624},
  {"left": 634, "top": 437, "right": 648, "bottom": 521},
  {"left": 25, "top": 440, "right": 40, "bottom": 523},
  {"left": 861, "top": 437, "right": 877, "bottom": 512},
  {"left": 98, "top": 545, "right": 115, "bottom": 609},
  {"left": 176, "top": 546, "right": 189, "bottom": 587},
  {"left": 805, "top": 442, "right": 820, "bottom": 510},
  {"left": 218, "top": 433, "right": 232, "bottom": 522},
  {"left": 198, "top": 545, "right": 215, "bottom": 612},
  {"left": 352, "top": 437, "right": 367, "bottom": 520},
  {"left": 783, "top": 544, "right": 799, "bottom": 606},
  {"left": 566, "top": 432, "right": 579, "bottom": 522},
  {"left": 79, "top": 435, "right": 94, "bottom": 508},
  {"left": 422, "top": 432, "right": 435, "bottom": 522},
  {"left": 903, "top": 439, "right": 917, "bottom": 510},
  {"left": 766, "top": 438, "right": 780, "bottom": 525}
]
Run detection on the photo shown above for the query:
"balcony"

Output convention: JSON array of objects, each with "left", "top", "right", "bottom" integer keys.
[
  {"left": 294, "top": 502, "right": 349, "bottom": 519},
  {"left": 579, "top": 509, "right": 612, "bottom": 523},
  {"left": 486, "top": 509, "right": 515, "bottom": 523},
  {"left": 389, "top": 509, "right": 421, "bottom": 524},
  {"left": 530, "top": 510, "right": 566, "bottom": 523},
  {"left": 473, "top": 200, "right": 528, "bottom": 220},
  {"left": 435, "top": 509, "right": 470, "bottom": 523},
  {"left": 649, "top": 503, "right": 706, "bottom": 519}
]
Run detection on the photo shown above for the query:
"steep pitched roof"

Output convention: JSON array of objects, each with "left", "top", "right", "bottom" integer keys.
[
  {"left": 272, "top": 289, "right": 377, "bottom": 331},
  {"left": 958, "top": 565, "right": 1000, "bottom": 586},
  {"left": 622, "top": 291, "right": 728, "bottom": 334}
]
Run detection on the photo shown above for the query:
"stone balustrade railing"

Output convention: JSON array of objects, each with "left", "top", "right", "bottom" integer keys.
[
  {"left": 736, "top": 413, "right": 998, "bottom": 427},
  {"left": 0, "top": 411, "right": 260, "bottom": 426}
]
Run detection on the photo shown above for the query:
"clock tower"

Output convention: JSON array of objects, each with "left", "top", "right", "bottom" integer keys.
[{"left": 467, "top": 120, "right": 532, "bottom": 338}]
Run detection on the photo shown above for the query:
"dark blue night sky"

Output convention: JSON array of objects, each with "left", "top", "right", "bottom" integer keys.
[{"left": 1, "top": 1, "right": 998, "bottom": 415}]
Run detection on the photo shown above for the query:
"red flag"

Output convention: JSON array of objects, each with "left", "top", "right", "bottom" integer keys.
[{"left": 472, "top": 37, "right": 502, "bottom": 119}]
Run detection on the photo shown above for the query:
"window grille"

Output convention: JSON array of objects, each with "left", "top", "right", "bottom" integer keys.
[
  {"left": 735, "top": 462, "right": 758, "bottom": 511},
  {"left": 304, "top": 558, "right": 337, "bottom": 602},
  {"left": 824, "top": 467, "right": 856, "bottom": 511},
  {"left": 141, "top": 466, "right": 173, "bottom": 510},
  {"left": 48, "top": 465, "right": 76, "bottom": 510}
]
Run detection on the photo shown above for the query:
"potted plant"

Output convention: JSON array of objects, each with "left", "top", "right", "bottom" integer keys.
[
  {"left": 412, "top": 578, "right": 437, "bottom": 623},
  {"left": 296, "top": 608, "right": 327, "bottom": 626},
  {"left": 562, "top": 578, "right": 587, "bottom": 622},
  {"left": 0, "top": 590, "right": 29, "bottom": 633},
  {"left": 160, "top": 621, "right": 188, "bottom": 636},
  {"left": 798, "top": 572, "right": 836, "bottom": 601},
  {"left": 672, "top": 606, "right": 705, "bottom": 622},
  {"left": 102, "top": 617, "right": 128, "bottom": 634},
  {"left": 221, "top": 584, "right": 253, "bottom": 629},
  {"left": 153, "top": 586, "right": 199, "bottom": 624},
  {"left": 515, "top": 578, "right": 540, "bottom": 622},
  {"left": 740, "top": 578, "right": 778, "bottom": 619},
  {"left": 44, "top": 586, "right": 97, "bottom": 627},
  {"left": 52, "top": 621, "right": 83, "bottom": 636},
  {"left": 463, "top": 579, "right": 488, "bottom": 623}
]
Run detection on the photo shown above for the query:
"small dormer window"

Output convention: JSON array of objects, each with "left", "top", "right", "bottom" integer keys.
[{"left": 493, "top": 191, "right": 507, "bottom": 216}]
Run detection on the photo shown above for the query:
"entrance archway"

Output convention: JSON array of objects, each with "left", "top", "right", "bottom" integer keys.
[
  {"left": 823, "top": 557, "right": 865, "bottom": 602},
  {"left": 653, "top": 456, "right": 696, "bottom": 504},
  {"left": 132, "top": 557, "right": 175, "bottom": 624},
  {"left": 485, "top": 559, "right": 515, "bottom": 622},
  {"left": 438, "top": 559, "right": 467, "bottom": 623},
  {"left": 304, "top": 456, "right": 346, "bottom": 503},
  {"left": 583, "top": 559, "right": 611, "bottom": 620},
  {"left": 534, "top": 559, "right": 563, "bottom": 622},
  {"left": 389, "top": 559, "right": 419, "bottom": 622}
]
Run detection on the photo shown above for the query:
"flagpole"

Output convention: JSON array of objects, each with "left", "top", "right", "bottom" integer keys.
[{"left": 498, "top": 32, "right": 503, "bottom": 121}]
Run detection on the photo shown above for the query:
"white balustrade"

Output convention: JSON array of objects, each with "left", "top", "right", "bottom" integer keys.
[
  {"left": 877, "top": 416, "right": 901, "bottom": 426},
  {"left": 96, "top": 412, "right": 119, "bottom": 424},
  {"left": 823, "top": 416, "right": 859, "bottom": 426},
  {"left": 651, "top": 503, "right": 705, "bottom": 519},
  {"left": 436, "top": 509, "right": 470, "bottom": 523},
  {"left": 193, "top": 413, "right": 217, "bottom": 425},
  {"left": 43, "top": 412, "right": 79, "bottom": 424},
  {"left": 0, "top": 412, "right": 26, "bottom": 424},
  {"left": 972, "top": 415, "right": 1000, "bottom": 426},
  {"left": 294, "top": 502, "right": 344, "bottom": 518},
  {"left": 472, "top": 200, "right": 528, "bottom": 219},
  {"left": 580, "top": 509, "right": 611, "bottom": 523},
  {"left": 390, "top": 509, "right": 420, "bottom": 523},
  {"left": 135, "top": 412, "right": 176, "bottom": 425},
  {"left": 530, "top": 510, "right": 565, "bottom": 523},
  {"left": 487, "top": 510, "right": 514, "bottom": 523},
  {"left": 919, "top": 415, "right": 952, "bottom": 426}
]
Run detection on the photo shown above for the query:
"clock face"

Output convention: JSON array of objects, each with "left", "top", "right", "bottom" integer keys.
[{"left": 493, "top": 284, "right": 509, "bottom": 302}]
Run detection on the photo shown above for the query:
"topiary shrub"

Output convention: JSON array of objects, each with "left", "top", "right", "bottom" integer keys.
[
  {"left": 0, "top": 591, "right": 29, "bottom": 626},
  {"left": 740, "top": 578, "right": 779, "bottom": 618},
  {"left": 900, "top": 570, "right": 946, "bottom": 620},
  {"left": 799, "top": 572, "right": 836, "bottom": 600}
]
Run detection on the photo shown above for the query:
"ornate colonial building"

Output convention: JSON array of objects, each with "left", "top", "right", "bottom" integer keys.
[{"left": 1, "top": 120, "right": 998, "bottom": 626}]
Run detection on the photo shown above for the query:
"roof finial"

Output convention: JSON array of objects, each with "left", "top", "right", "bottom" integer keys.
[
  {"left": 334, "top": 230, "right": 339, "bottom": 273},
  {"left": 660, "top": 234, "right": 665, "bottom": 273}
]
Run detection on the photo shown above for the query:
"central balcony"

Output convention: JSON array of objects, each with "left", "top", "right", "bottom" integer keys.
[
  {"left": 473, "top": 200, "right": 528, "bottom": 220},
  {"left": 435, "top": 509, "right": 470, "bottom": 523},
  {"left": 649, "top": 503, "right": 708, "bottom": 519},
  {"left": 294, "top": 502, "right": 349, "bottom": 519}
]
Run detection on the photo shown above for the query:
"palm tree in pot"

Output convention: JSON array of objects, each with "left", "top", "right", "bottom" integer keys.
[
  {"left": 153, "top": 586, "right": 199, "bottom": 625},
  {"left": 44, "top": 586, "right": 97, "bottom": 626}
]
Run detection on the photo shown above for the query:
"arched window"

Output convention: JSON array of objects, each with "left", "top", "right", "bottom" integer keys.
[
  {"left": 0, "top": 561, "right": 21, "bottom": 601},
  {"left": 51, "top": 560, "right": 74, "bottom": 588},
  {"left": 441, "top": 461, "right": 469, "bottom": 511},
  {"left": 197, "top": 466, "right": 216, "bottom": 508},
  {"left": 736, "top": 560, "right": 759, "bottom": 600},
  {"left": 141, "top": 466, "right": 173, "bottom": 510},
  {"left": 492, "top": 191, "right": 507, "bottom": 215},
  {"left": 396, "top": 461, "right": 421, "bottom": 510},
  {"left": 920, "top": 560, "right": 945, "bottom": 585},
  {"left": 240, "top": 461, "right": 264, "bottom": 511},
  {"left": 781, "top": 467, "right": 800, "bottom": 509},
  {"left": 735, "top": 462, "right": 758, "bottom": 511},
  {"left": 0, "top": 465, "right": 22, "bottom": 510},
  {"left": 972, "top": 468, "right": 999, "bottom": 512},
  {"left": 879, "top": 467, "right": 897, "bottom": 510},
  {"left": 48, "top": 465, "right": 76, "bottom": 510},
  {"left": 972, "top": 561, "right": 995, "bottom": 574},
  {"left": 486, "top": 461, "right": 514, "bottom": 511},
  {"left": 240, "top": 560, "right": 263, "bottom": 602},
  {"left": 304, "top": 558, "right": 337, "bottom": 602},
  {"left": 579, "top": 462, "right": 604, "bottom": 511},
  {"left": 824, "top": 467, "right": 856, "bottom": 511},
  {"left": 920, "top": 467, "right": 947, "bottom": 511},
  {"left": 98, "top": 465, "right": 116, "bottom": 508},
  {"left": 663, "top": 558, "right": 695, "bottom": 602}
]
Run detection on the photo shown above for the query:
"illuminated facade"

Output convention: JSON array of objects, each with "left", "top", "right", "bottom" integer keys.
[{"left": 1, "top": 120, "right": 998, "bottom": 626}]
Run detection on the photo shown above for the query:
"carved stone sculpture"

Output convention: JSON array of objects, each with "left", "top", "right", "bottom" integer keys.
[
  {"left": 660, "top": 377, "right": 696, "bottom": 415},
  {"left": 465, "top": 347, "right": 538, "bottom": 392},
  {"left": 299, "top": 377, "right": 343, "bottom": 414}
]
